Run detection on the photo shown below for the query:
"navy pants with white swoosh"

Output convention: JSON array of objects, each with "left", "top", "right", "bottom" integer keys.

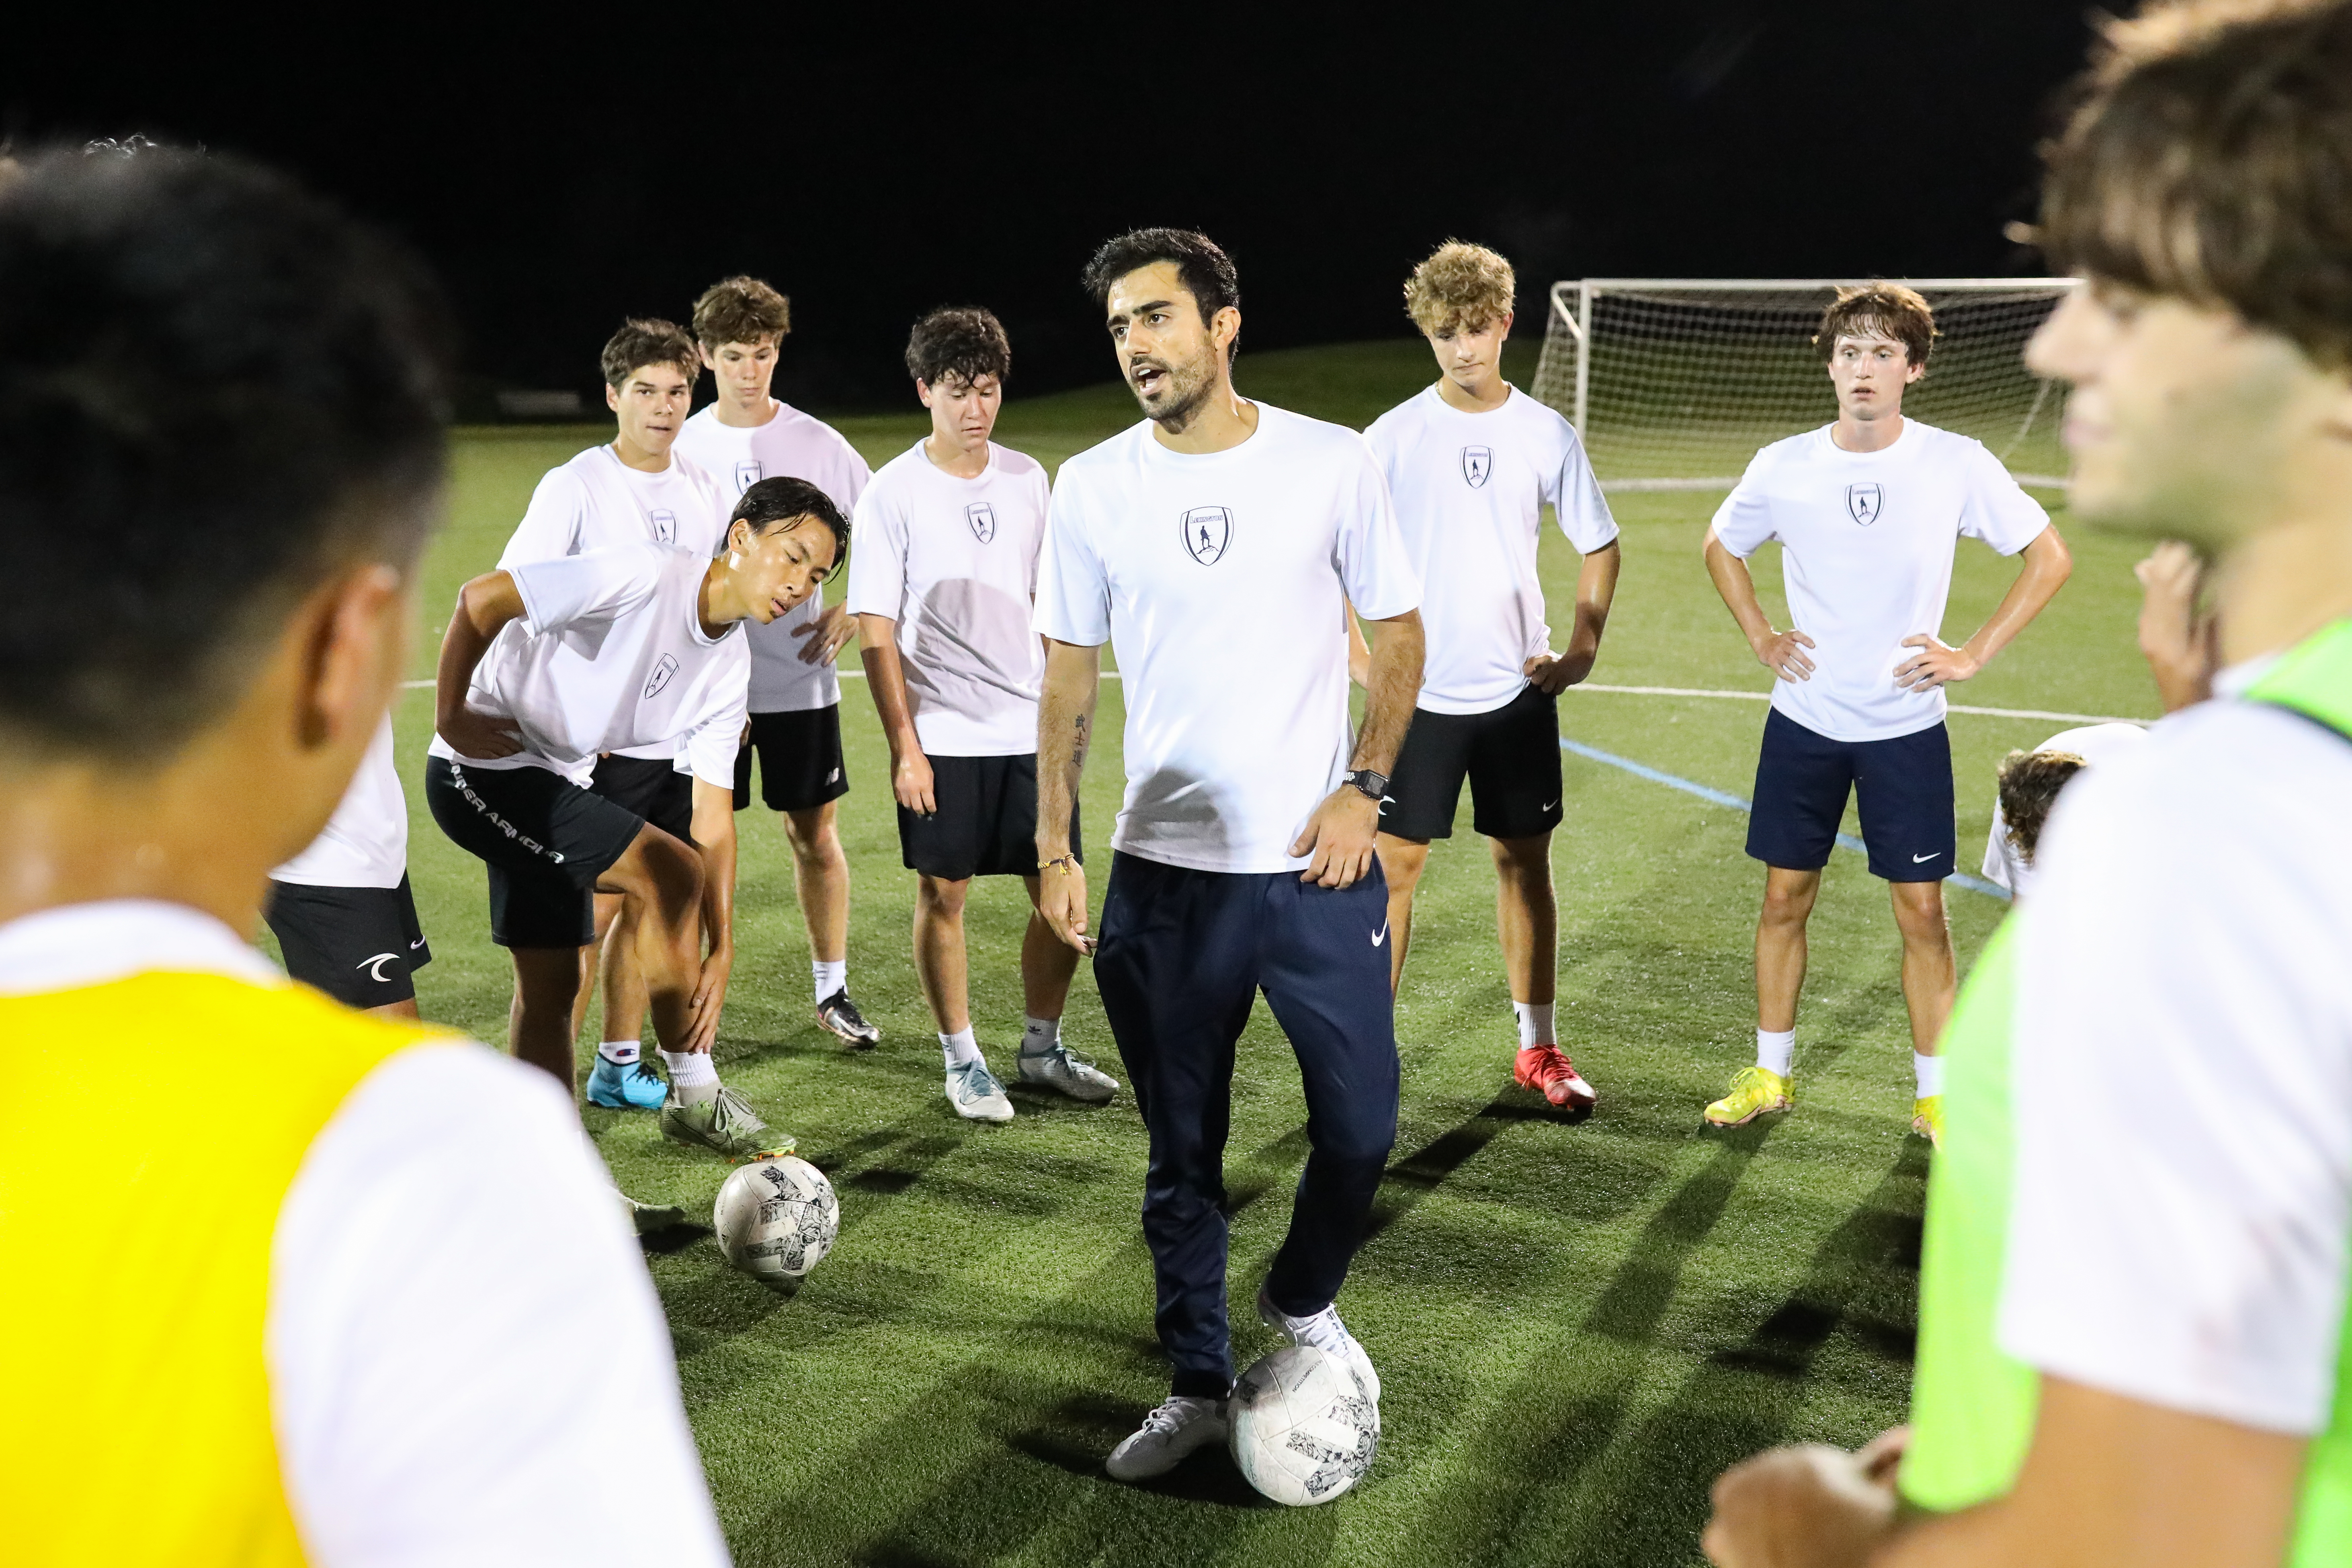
[{"left": 1094, "top": 850, "right": 1401, "bottom": 1398}]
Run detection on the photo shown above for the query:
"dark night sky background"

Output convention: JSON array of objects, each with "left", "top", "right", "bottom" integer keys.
[{"left": 7, "top": 3, "right": 2095, "bottom": 413}]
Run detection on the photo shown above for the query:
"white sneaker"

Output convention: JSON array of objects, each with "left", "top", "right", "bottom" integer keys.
[
  {"left": 1105, "top": 1394, "right": 1228, "bottom": 1482},
  {"left": 1257, "top": 1285, "right": 1380, "bottom": 1403},
  {"left": 1017, "top": 1039, "right": 1119, "bottom": 1103},
  {"left": 945, "top": 1059, "right": 1014, "bottom": 1122}
]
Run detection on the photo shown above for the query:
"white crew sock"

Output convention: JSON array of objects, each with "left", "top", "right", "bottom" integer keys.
[
  {"left": 940, "top": 1028, "right": 981, "bottom": 1070},
  {"left": 1914, "top": 1052, "right": 1945, "bottom": 1098},
  {"left": 1020, "top": 1016, "right": 1061, "bottom": 1057},
  {"left": 660, "top": 1049, "right": 718, "bottom": 1092},
  {"left": 1756, "top": 1029, "right": 1796, "bottom": 1078},
  {"left": 813, "top": 958, "right": 847, "bottom": 1005},
  {"left": 1514, "top": 1001, "right": 1556, "bottom": 1048},
  {"left": 596, "top": 1039, "right": 640, "bottom": 1066}
]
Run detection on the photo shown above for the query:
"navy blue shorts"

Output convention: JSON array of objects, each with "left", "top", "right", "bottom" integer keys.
[{"left": 1746, "top": 709, "right": 1955, "bottom": 881}]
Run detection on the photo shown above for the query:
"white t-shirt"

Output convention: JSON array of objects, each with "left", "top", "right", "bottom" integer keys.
[
  {"left": 1997, "top": 680, "right": 2352, "bottom": 1435},
  {"left": 274, "top": 716, "right": 407, "bottom": 890},
  {"left": 844, "top": 441, "right": 1050, "bottom": 757},
  {"left": 1979, "top": 721, "right": 2148, "bottom": 898},
  {"left": 1362, "top": 384, "right": 1619, "bottom": 714},
  {"left": 0, "top": 900, "right": 729, "bottom": 1568},
  {"left": 673, "top": 400, "right": 872, "bottom": 714},
  {"left": 1034, "top": 405, "right": 1422, "bottom": 873},
  {"left": 427, "top": 543, "right": 749, "bottom": 789},
  {"left": 1712, "top": 420, "right": 2050, "bottom": 742}
]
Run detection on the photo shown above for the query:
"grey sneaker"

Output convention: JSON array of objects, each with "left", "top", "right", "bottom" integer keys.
[
  {"left": 945, "top": 1059, "right": 1014, "bottom": 1123},
  {"left": 660, "top": 1085, "right": 795, "bottom": 1161},
  {"left": 1258, "top": 1284, "right": 1380, "bottom": 1403},
  {"left": 1017, "top": 1040, "right": 1119, "bottom": 1103},
  {"left": 815, "top": 988, "right": 881, "bottom": 1048},
  {"left": 622, "top": 1193, "right": 687, "bottom": 1235},
  {"left": 1105, "top": 1394, "right": 1228, "bottom": 1482}
]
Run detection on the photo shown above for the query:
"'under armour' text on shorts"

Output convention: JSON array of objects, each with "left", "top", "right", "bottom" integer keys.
[
  {"left": 1381, "top": 682, "right": 1564, "bottom": 841},
  {"left": 733, "top": 704, "right": 850, "bottom": 814},
  {"left": 896, "top": 752, "right": 1080, "bottom": 881},
  {"left": 264, "top": 874, "right": 431, "bottom": 1008},
  {"left": 424, "top": 756, "right": 645, "bottom": 949},
  {"left": 1746, "top": 707, "right": 1956, "bottom": 881}
]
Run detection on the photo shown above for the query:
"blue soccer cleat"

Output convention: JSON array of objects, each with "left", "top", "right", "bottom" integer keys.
[{"left": 586, "top": 1056, "right": 668, "bottom": 1111}]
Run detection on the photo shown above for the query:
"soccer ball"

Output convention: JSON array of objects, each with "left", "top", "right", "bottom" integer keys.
[
  {"left": 712, "top": 1156, "right": 838, "bottom": 1291},
  {"left": 1227, "top": 1345, "right": 1380, "bottom": 1506}
]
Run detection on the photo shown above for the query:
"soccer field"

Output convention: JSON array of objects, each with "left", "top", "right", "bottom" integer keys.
[{"left": 376, "top": 341, "right": 2154, "bottom": 1568}]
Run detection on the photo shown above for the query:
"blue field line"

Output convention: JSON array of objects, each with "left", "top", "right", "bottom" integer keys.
[{"left": 1558, "top": 737, "right": 2012, "bottom": 902}]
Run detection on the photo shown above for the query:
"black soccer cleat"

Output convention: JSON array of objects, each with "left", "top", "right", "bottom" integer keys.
[{"left": 816, "top": 988, "right": 881, "bottom": 1048}]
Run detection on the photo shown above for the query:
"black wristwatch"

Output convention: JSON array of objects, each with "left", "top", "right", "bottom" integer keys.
[{"left": 1343, "top": 768, "right": 1389, "bottom": 802}]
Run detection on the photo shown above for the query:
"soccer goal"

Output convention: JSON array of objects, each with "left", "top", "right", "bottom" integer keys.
[{"left": 1530, "top": 278, "right": 2079, "bottom": 492}]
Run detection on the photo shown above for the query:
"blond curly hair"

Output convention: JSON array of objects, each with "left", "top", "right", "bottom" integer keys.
[{"left": 1404, "top": 240, "right": 1516, "bottom": 336}]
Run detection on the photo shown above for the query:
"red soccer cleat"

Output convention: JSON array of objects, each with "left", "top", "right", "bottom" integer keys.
[{"left": 1514, "top": 1044, "right": 1598, "bottom": 1113}]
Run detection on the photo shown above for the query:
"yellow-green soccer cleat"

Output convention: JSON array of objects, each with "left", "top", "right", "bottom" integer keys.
[
  {"left": 660, "top": 1085, "right": 796, "bottom": 1162},
  {"left": 1912, "top": 1095, "right": 1944, "bottom": 1149},
  {"left": 1704, "top": 1066, "right": 1793, "bottom": 1128}
]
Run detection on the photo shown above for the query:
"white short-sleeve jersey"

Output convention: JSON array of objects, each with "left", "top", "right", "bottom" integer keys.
[
  {"left": 1033, "top": 405, "right": 1422, "bottom": 874},
  {"left": 1979, "top": 721, "right": 2148, "bottom": 898},
  {"left": 1997, "top": 679, "right": 2352, "bottom": 1435},
  {"left": 426, "top": 543, "right": 749, "bottom": 789},
  {"left": 1362, "top": 385, "right": 1619, "bottom": 715},
  {"left": 273, "top": 716, "right": 408, "bottom": 890},
  {"left": 1711, "top": 420, "right": 2049, "bottom": 742},
  {"left": 844, "top": 441, "right": 1051, "bottom": 756},
  {"left": 674, "top": 400, "right": 872, "bottom": 715}
]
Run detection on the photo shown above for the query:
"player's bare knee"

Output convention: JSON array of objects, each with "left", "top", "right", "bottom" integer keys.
[{"left": 917, "top": 874, "right": 969, "bottom": 917}]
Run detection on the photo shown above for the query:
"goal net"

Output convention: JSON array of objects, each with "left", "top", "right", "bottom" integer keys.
[{"left": 1529, "top": 279, "right": 2078, "bottom": 491}]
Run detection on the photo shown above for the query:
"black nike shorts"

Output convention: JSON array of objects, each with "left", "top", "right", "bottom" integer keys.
[
  {"left": 897, "top": 752, "right": 1080, "bottom": 881},
  {"left": 1381, "top": 683, "right": 1564, "bottom": 842},
  {"left": 734, "top": 705, "right": 850, "bottom": 814},
  {"left": 1746, "top": 708, "right": 1956, "bottom": 881},
  {"left": 589, "top": 752, "right": 695, "bottom": 842},
  {"left": 424, "top": 756, "right": 645, "bottom": 949},
  {"left": 265, "top": 874, "right": 431, "bottom": 1008}
]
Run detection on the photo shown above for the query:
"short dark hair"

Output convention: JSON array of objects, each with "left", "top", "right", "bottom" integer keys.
[
  {"left": 1814, "top": 283, "right": 1938, "bottom": 369},
  {"left": 904, "top": 307, "right": 1010, "bottom": 387},
  {"left": 2039, "top": 0, "right": 2352, "bottom": 369},
  {"left": 1081, "top": 228, "right": 1242, "bottom": 359},
  {"left": 1998, "top": 748, "right": 2091, "bottom": 865},
  {"left": 600, "top": 318, "right": 698, "bottom": 389},
  {"left": 691, "top": 275, "right": 790, "bottom": 350},
  {"left": 0, "top": 146, "right": 452, "bottom": 759},
  {"left": 730, "top": 476, "right": 848, "bottom": 569}
]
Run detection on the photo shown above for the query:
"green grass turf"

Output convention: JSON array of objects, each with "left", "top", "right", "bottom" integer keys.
[{"left": 372, "top": 341, "right": 2158, "bottom": 1566}]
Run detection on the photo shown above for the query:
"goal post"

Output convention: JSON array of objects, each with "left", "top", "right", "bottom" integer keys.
[{"left": 1530, "top": 278, "right": 2080, "bottom": 492}]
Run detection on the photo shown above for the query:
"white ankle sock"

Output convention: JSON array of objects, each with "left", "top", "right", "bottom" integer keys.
[
  {"left": 1914, "top": 1052, "right": 1945, "bottom": 1098},
  {"left": 1020, "top": 1016, "right": 1060, "bottom": 1056},
  {"left": 813, "top": 958, "right": 846, "bottom": 1004},
  {"left": 660, "top": 1049, "right": 717, "bottom": 1089},
  {"left": 940, "top": 1028, "right": 981, "bottom": 1070},
  {"left": 1514, "top": 1001, "right": 1556, "bottom": 1048},
  {"left": 1756, "top": 1029, "right": 1796, "bottom": 1077},
  {"left": 597, "top": 1040, "right": 640, "bottom": 1065}
]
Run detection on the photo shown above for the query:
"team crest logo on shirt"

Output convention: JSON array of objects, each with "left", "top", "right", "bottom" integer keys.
[
  {"left": 1846, "top": 483, "right": 1883, "bottom": 527},
  {"left": 1181, "top": 506, "right": 1232, "bottom": 565},
  {"left": 1461, "top": 446, "right": 1494, "bottom": 488},
  {"left": 643, "top": 653, "right": 680, "bottom": 700},
  {"left": 734, "top": 459, "right": 763, "bottom": 494},
  {"left": 650, "top": 508, "right": 677, "bottom": 544},
  {"left": 966, "top": 502, "right": 997, "bottom": 543}
]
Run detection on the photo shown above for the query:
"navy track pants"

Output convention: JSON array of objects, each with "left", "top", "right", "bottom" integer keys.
[{"left": 1093, "top": 850, "right": 1401, "bottom": 1398}]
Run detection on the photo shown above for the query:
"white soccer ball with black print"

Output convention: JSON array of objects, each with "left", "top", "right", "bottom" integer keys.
[
  {"left": 713, "top": 1156, "right": 838, "bottom": 1290},
  {"left": 1227, "top": 1344, "right": 1380, "bottom": 1506}
]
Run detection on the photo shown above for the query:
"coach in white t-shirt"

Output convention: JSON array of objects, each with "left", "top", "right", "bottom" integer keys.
[
  {"left": 672, "top": 275, "right": 881, "bottom": 1049},
  {"left": 847, "top": 307, "right": 1119, "bottom": 1124},
  {"left": 1698, "top": 284, "right": 2071, "bottom": 1147},
  {"left": 1033, "top": 230, "right": 1426, "bottom": 1483},
  {"left": 1361, "top": 240, "right": 1621, "bottom": 1117}
]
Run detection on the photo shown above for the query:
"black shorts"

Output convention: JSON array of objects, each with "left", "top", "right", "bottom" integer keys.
[
  {"left": 424, "top": 756, "right": 644, "bottom": 949},
  {"left": 1746, "top": 708, "right": 1956, "bottom": 881},
  {"left": 265, "top": 874, "right": 431, "bottom": 1008},
  {"left": 590, "top": 753, "right": 695, "bottom": 842},
  {"left": 734, "top": 705, "right": 850, "bottom": 814},
  {"left": 1382, "top": 683, "right": 1564, "bottom": 841},
  {"left": 898, "top": 752, "right": 1080, "bottom": 881}
]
